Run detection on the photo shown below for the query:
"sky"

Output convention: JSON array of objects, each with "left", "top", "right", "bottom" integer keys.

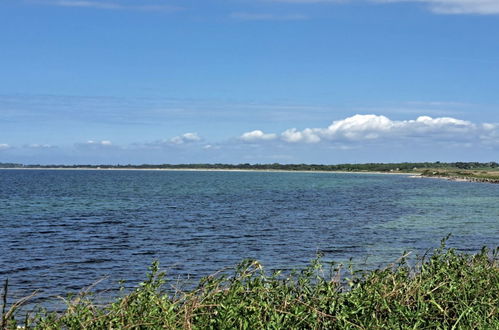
[{"left": 0, "top": 0, "right": 498, "bottom": 165}]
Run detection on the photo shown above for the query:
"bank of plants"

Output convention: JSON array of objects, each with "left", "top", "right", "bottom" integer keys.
[
  {"left": 2, "top": 241, "right": 498, "bottom": 329},
  {"left": 421, "top": 169, "right": 499, "bottom": 183}
]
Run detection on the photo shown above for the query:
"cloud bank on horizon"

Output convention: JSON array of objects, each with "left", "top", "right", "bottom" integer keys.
[
  {"left": 7, "top": 114, "right": 493, "bottom": 151},
  {"left": 2, "top": 114, "right": 499, "bottom": 164},
  {"left": 240, "top": 114, "right": 498, "bottom": 146}
]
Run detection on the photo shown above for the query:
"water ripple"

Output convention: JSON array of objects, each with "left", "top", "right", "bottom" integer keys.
[{"left": 0, "top": 169, "right": 498, "bottom": 307}]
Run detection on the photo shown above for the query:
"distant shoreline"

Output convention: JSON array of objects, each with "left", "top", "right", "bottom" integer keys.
[
  {"left": 4, "top": 167, "right": 499, "bottom": 184},
  {"left": 0, "top": 167, "right": 416, "bottom": 175},
  {"left": 2, "top": 162, "right": 499, "bottom": 183}
]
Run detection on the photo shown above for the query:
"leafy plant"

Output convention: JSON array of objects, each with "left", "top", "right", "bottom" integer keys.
[{"left": 2, "top": 243, "right": 498, "bottom": 329}]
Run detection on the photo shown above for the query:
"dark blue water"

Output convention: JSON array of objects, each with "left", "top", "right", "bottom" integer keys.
[{"left": 0, "top": 169, "right": 498, "bottom": 306}]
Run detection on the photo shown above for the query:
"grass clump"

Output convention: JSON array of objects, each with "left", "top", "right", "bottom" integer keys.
[{"left": 2, "top": 242, "right": 498, "bottom": 329}]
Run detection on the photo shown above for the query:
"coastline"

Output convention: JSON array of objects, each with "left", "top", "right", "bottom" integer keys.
[
  {"left": 4, "top": 166, "right": 499, "bottom": 183},
  {"left": 0, "top": 167, "right": 416, "bottom": 176},
  {"left": 420, "top": 174, "right": 499, "bottom": 184}
]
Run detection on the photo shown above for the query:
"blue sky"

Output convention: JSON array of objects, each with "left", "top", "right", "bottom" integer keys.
[{"left": 1, "top": 0, "right": 498, "bottom": 164}]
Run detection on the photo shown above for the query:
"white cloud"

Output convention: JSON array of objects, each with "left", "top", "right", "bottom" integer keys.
[
  {"left": 323, "top": 114, "right": 395, "bottom": 140},
  {"left": 373, "top": 0, "right": 499, "bottom": 14},
  {"left": 281, "top": 128, "right": 321, "bottom": 143},
  {"left": 0, "top": 143, "right": 10, "bottom": 150},
  {"left": 170, "top": 132, "right": 201, "bottom": 144},
  {"left": 85, "top": 140, "right": 113, "bottom": 146},
  {"left": 230, "top": 12, "right": 308, "bottom": 20},
  {"left": 244, "top": 114, "right": 499, "bottom": 146},
  {"left": 32, "top": 0, "right": 181, "bottom": 12},
  {"left": 483, "top": 123, "right": 496, "bottom": 130},
  {"left": 240, "top": 130, "right": 278, "bottom": 142},
  {"left": 314, "top": 114, "right": 476, "bottom": 141}
]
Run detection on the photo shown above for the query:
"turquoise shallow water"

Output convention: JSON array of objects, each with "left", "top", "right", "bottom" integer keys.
[{"left": 0, "top": 169, "right": 498, "bottom": 306}]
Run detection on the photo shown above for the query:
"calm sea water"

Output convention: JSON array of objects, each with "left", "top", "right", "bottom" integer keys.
[{"left": 1, "top": 169, "right": 498, "bottom": 306}]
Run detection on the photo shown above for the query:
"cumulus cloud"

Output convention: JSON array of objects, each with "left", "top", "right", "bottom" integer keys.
[
  {"left": 243, "top": 114, "right": 499, "bottom": 146},
  {"left": 0, "top": 143, "right": 10, "bottom": 150},
  {"left": 482, "top": 123, "right": 496, "bottom": 130},
  {"left": 86, "top": 140, "right": 112, "bottom": 146},
  {"left": 240, "top": 130, "right": 278, "bottom": 142},
  {"left": 281, "top": 128, "right": 321, "bottom": 143},
  {"left": 321, "top": 114, "right": 475, "bottom": 141},
  {"left": 170, "top": 132, "right": 201, "bottom": 144},
  {"left": 74, "top": 140, "right": 115, "bottom": 150}
]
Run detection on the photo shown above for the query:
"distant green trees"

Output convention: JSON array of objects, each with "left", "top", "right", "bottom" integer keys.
[
  {"left": 1, "top": 161, "right": 498, "bottom": 171},
  {"left": 0, "top": 163, "right": 23, "bottom": 168}
]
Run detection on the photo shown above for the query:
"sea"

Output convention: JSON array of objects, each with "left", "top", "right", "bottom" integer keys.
[{"left": 1, "top": 169, "right": 498, "bottom": 308}]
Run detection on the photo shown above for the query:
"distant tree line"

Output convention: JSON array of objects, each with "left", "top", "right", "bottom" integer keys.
[
  {"left": 0, "top": 162, "right": 24, "bottom": 168},
  {"left": 1, "top": 161, "right": 498, "bottom": 171}
]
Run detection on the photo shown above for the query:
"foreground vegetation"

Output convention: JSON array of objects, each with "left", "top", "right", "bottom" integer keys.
[{"left": 2, "top": 242, "right": 498, "bottom": 329}]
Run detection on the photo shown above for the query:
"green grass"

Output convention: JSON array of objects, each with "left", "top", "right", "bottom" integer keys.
[{"left": 2, "top": 241, "right": 498, "bottom": 329}]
